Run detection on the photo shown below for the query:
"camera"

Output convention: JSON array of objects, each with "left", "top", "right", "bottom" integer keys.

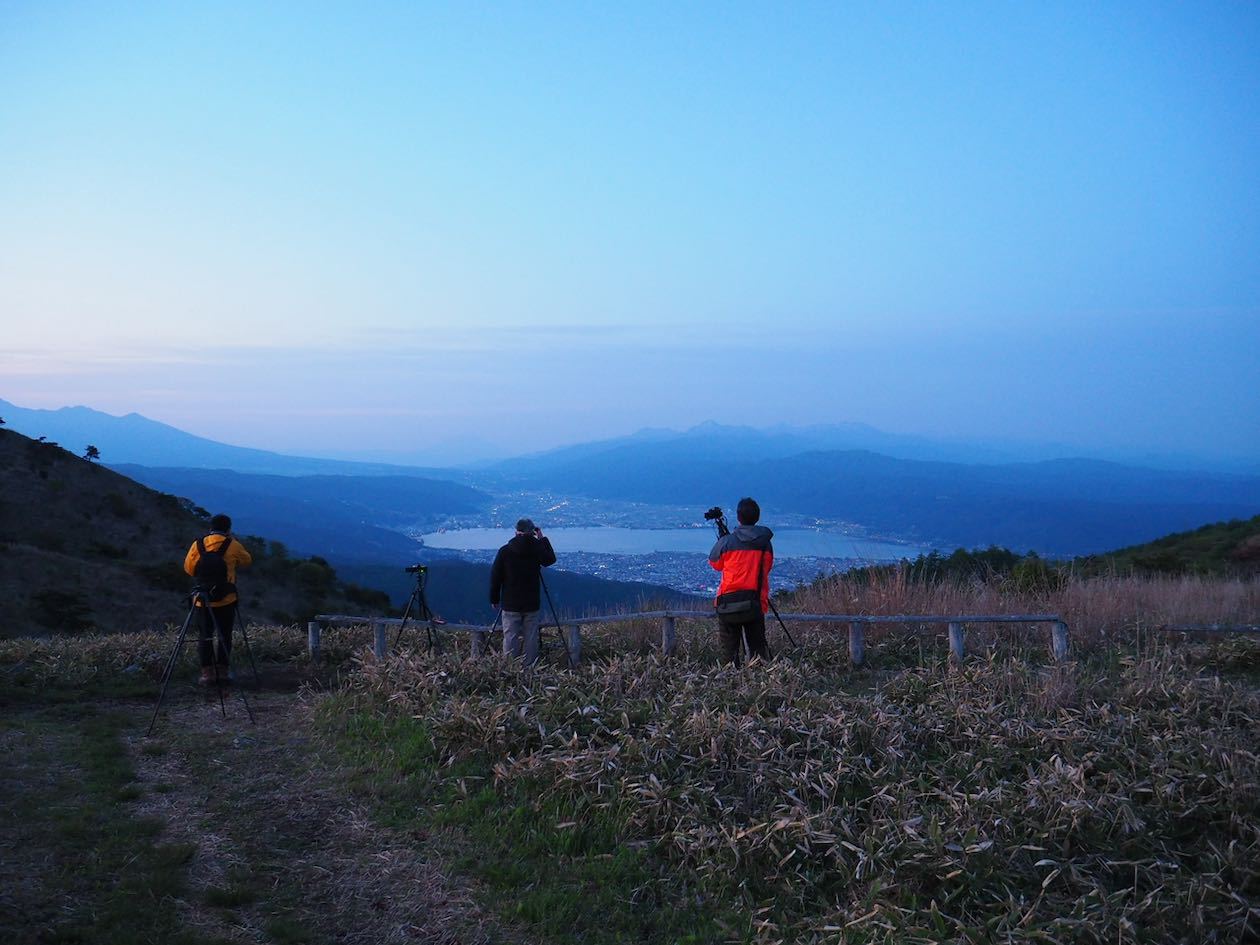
[
  {"left": 405, "top": 564, "right": 428, "bottom": 574},
  {"left": 704, "top": 506, "right": 730, "bottom": 537}
]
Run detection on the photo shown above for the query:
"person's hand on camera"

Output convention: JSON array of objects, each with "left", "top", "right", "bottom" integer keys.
[{"left": 533, "top": 527, "right": 544, "bottom": 538}]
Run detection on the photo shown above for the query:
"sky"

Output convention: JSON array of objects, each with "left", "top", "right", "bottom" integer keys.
[{"left": 2, "top": 1, "right": 1258, "bottom": 465}]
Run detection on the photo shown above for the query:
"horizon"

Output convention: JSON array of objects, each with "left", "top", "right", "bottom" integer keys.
[
  {"left": 3, "top": 3, "right": 1258, "bottom": 460},
  {"left": 3, "top": 395, "right": 1257, "bottom": 473}
]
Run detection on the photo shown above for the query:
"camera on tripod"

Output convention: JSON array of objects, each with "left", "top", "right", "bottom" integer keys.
[{"left": 405, "top": 564, "right": 428, "bottom": 574}]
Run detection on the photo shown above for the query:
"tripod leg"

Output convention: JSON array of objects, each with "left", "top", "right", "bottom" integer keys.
[
  {"left": 147, "top": 602, "right": 198, "bottom": 737},
  {"left": 210, "top": 606, "right": 255, "bottom": 724},
  {"left": 480, "top": 607, "right": 502, "bottom": 658},
  {"left": 419, "top": 591, "right": 440, "bottom": 654},
  {"left": 230, "top": 667, "right": 257, "bottom": 724},
  {"left": 767, "top": 598, "right": 797, "bottom": 647},
  {"left": 154, "top": 603, "right": 192, "bottom": 692},
  {"left": 206, "top": 607, "right": 231, "bottom": 717},
  {"left": 393, "top": 588, "right": 419, "bottom": 649},
  {"left": 235, "top": 609, "right": 263, "bottom": 688},
  {"left": 539, "top": 575, "right": 573, "bottom": 667}
]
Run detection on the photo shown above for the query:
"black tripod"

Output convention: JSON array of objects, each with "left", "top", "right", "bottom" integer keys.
[
  {"left": 394, "top": 565, "right": 443, "bottom": 651},
  {"left": 231, "top": 605, "right": 263, "bottom": 689},
  {"left": 147, "top": 591, "right": 256, "bottom": 736},
  {"left": 706, "top": 507, "right": 797, "bottom": 654},
  {"left": 483, "top": 582, "right": 573, "bottom": 666},
  {"left": 538, "top": 572, "right": 576, "bottom": 666}
]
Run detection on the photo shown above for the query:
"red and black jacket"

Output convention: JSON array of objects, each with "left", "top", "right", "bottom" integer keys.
[{"left": 708, "top": 525, "right": 774, "bottom": 613}]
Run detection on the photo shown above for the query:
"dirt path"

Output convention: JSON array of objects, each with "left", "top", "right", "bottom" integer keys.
[{"left": 128, "top": 682, "right": 528, "bottom": 945}]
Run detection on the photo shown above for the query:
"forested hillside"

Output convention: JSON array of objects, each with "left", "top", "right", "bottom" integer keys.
[{"left": 784, "top": 514, "right": 1260, "bottom": 602}]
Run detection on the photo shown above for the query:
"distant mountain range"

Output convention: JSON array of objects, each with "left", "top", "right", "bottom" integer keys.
[
  {"left": 484, "top": 427, "right": 1260, "bottom": 555},
  {"left": 6, "top": 399, "right": 1257, "bottom": 477},
  {"left": 0, "top": 398, "right": 451, "bottom": 477},
  {"left": 4, "top": 398, "right": 1258, "bottom": 557},
  {"left": 488, "top": 419, "right": 1260, "bottom": 476}
]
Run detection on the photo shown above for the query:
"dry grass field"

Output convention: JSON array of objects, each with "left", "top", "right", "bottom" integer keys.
[{"left": 3, "top": 572, "right": 1257, "bottom": 944}]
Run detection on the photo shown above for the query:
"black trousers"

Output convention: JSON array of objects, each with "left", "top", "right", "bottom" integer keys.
[
  {"left": 719, "top": 612, "right": 770, "bottom": 665},
  {"left": 196, "top": 602, "right": 237, "bottom": 668}
]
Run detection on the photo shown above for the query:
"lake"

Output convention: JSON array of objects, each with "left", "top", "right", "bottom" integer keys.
[{"left": 419, "top": 527, "right": 922, "bottom": 561}]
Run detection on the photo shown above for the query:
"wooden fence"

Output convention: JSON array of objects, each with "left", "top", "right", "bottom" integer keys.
[{"left": 309, "top": 610, "right": 1074, "bottom": 666}]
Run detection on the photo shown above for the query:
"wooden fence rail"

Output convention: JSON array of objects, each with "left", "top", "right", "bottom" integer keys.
[{"left": 309, "top": 610, "right": 1073, "bottom": 666}]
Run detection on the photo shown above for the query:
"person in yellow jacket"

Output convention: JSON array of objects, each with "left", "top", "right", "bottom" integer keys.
[{"left": 183, "top": 514, "right": 252, "bottom": 685}]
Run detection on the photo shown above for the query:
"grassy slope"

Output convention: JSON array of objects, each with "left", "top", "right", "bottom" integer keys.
[
  {"left": 0, "top": 428, "right": 392, "bottom": 635},
  {"left": 1080, "top": 513, "right": 1260, "bottom": 576}
]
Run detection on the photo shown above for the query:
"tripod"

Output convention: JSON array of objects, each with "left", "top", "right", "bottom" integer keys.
[
  {"left": 394, "top": 565, "right": 443, "bottom": 651},
  {"left": 147, "top": 591, "right": 256, "bottom": 736},
  {"left": 539, "top": 572, "right": 576, "bottom": 666},
  {"left": 487, "top": 577, "right": 574, "bottom": 666}
]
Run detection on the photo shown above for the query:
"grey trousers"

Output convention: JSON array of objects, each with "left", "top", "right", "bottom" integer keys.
[{"left": 502, "top": 610, "right": 541, "bottom": 664}]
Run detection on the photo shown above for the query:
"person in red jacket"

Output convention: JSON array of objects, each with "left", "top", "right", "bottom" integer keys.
[
  {"left": 183, "top": 514, "right": 252, "bottom": 685},
  {"left": 708, "top": 497, "right": 773, "bottom": 664}
]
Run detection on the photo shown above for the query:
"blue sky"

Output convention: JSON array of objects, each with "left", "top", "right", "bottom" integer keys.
[{"left": 2, "top": 2, "right": 1257, "bottom": 463}]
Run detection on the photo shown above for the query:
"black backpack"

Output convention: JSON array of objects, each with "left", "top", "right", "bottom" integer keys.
[{"left": 193, "top": 536, "right": 236, "bottom": 602}]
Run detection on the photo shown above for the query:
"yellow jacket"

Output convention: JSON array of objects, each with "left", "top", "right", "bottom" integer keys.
[{"left": 183, "top": 533, "right": 252, "bottom": 607}]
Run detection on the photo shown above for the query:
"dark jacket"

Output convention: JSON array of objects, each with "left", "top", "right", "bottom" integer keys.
[
  {"left": 708, "top": 524, "right": 774, "bottom": 613},
  {"left": 489, "top": 534, "right": 557, "bottom": 612}
]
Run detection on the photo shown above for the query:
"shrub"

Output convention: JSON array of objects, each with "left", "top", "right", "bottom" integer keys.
[
  {"left": 135, "top": 564, "right": 190, "bottom": 593},
  {"left": 101, "top": 492, "right": 137, "bottom": 520},
  {"left": 30, "top": 589, "right": 94, "bottom": 633},
  {"left": 295, "top": 559, "right": 336, "bottom": 596},
  {"left": 344, "top": 582, "right": 391, "bottom": 610},
  {"left": 87, "top": 540, "right": 129, "bottom": 560}
]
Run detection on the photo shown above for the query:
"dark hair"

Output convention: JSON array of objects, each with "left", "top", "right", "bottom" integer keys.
[
  {"left": 210, "top": 513, "right": 232, "bottom": 532},
  {"left": 736, "top": 497, "right": 760, "bottom": 526}
]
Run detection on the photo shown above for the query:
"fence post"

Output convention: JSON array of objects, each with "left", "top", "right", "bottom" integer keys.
[
  {"left": 566, "top": 625, "right": 582, "bottom": 667},
  {"left": 949, "top": 621, "right": 965, "bottom": 662},
  {"left": 1051, "top": 621, "right": 1070, "bottom": 661},
  {"left": 373, "top": 620, "right": 388, "bottom": 660},
  {"left": 662, "top": 616, "right": 677, "bottom": 656},
  {"left": 308, "top": 621, "right": 321, "bottom": 662},
  {"left": 470, "top": 629, "right": 487, "bottom": 659},
  {"left": 849, "top": 621, "right": 865, "bottom": 666}
]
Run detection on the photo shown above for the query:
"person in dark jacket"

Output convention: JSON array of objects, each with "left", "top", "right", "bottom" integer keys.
[
  {"left": 708, "top": 497, "right": 773, "bottom": 664},
  {"left": 489, "top": 518, "right": 557, "bottom": 664}
]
